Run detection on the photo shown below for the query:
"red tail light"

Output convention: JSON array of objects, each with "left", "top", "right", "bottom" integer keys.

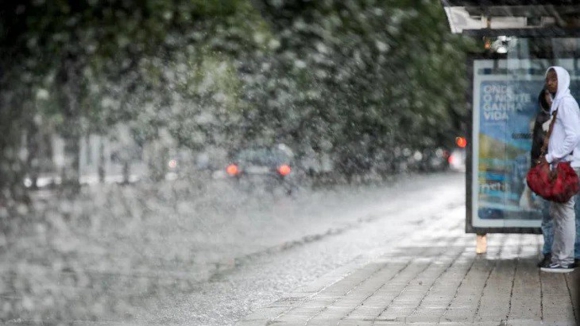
[
  {"left": 278, "top": 164, "right": 291, "bottom": 176},
  {"left": 456, "top": 137, "right": 467, "bottom": 148},
  {"left": 226, "top": 164, "right": 239, "bottom": 176}
]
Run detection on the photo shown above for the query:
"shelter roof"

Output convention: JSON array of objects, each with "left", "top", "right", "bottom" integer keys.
[{"left": 441, "top": 0, "right": 580, "bottom": 33}]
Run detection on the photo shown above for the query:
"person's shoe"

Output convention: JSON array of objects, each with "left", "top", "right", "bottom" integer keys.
[
  {"left": 540, "top": 262, "right": 575, "bottom": 273},
  {"left": 537, "top": 253, "right": 552, "bottom": 268}
]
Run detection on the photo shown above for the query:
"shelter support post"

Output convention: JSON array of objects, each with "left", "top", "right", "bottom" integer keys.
[{"left": 476, "top": 233, "right": 487, "bottom": 254}]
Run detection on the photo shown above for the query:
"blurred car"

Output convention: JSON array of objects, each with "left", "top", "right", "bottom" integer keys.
[
  {"left": 448, "top": 148, "right": 466, "bottom": 172},
  {"left": 225, "top": 144, "right": 300, "bottom": 194},
  {"left": 416, "top": 147, "right": 450, "bottom": 172},
  {"left": 166, "top": 150, "right": 195, "bottom": 177}
]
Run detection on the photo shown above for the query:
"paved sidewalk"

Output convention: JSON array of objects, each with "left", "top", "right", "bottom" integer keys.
[{"left": 237, "top": 208, "right": 580, "bottom": 326}]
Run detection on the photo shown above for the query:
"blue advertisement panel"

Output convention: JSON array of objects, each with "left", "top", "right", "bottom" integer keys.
[{"left": 471, "top": 58, "right": 580, "bottom": 229}]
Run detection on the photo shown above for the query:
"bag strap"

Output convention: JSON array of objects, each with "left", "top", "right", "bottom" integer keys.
[{"left": 539, "top": 109, "right": 558, "bottom": 158}]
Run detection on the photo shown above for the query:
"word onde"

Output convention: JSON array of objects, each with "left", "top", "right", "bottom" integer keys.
[{"left": 481, "top": 84, "right": 531, "bottom": 121}]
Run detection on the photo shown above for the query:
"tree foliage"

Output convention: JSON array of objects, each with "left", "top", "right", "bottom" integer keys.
[
  {"left": 0, "top": 0, "right": 472, "bottom": 203},
  {"left": 246, "top": 0, "right": 472, "bottom": 175}
]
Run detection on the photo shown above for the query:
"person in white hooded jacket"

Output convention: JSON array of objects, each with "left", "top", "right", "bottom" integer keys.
[{"left": 537, "top": 66, "right": 580, "bottom": 273}]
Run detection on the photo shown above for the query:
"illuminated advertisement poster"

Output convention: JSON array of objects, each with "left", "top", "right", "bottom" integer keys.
[{"left": 471, "top": 58, "right": 580, "bottom": 229}]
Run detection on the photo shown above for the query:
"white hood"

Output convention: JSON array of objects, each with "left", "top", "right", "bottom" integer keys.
[
  {"left": 546, "top": 66, "right": 572, "bottom": 113},
  {"left": 543, "top": 65, "right": 580, "bottom": 167}
]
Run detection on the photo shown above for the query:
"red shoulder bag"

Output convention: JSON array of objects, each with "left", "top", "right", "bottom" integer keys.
[{"left": 526, "top": 109, "right": 580, "bottom": 203}]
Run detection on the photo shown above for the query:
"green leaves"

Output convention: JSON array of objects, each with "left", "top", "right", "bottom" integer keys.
[{"left": 0, "top": 0, "right": 472, "bottom": 199}]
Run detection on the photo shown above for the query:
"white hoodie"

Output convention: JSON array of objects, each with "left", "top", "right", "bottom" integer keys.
[{"left": 545, "top": 66, "right": 580, "bottom": 168}]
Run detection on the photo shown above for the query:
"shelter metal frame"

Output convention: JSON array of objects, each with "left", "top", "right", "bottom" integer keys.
[{"left": 441, "top": 2, "right": 580, "bottom": 246}]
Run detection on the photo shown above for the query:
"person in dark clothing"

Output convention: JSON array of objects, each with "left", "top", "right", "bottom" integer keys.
[
  {"left": 530, "top": 89, "right": 552, "bottom": 166},
  {"left": 525, "top": 89, "right": 554, "bottom": 267}
]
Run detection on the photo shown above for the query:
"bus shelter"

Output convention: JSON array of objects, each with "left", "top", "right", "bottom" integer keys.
[{"left": 441, "top": 1, "right": 580, "bottom": 251}]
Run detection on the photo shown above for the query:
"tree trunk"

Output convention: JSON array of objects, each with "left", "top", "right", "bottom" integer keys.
[
  {"left": 122, "top": 161, "right": 130, "bottom": 184},
  {"left": 26, "top": 117, "right": 40, "bottom": 189},
  {"left": 0, "top": 87, "right": 32, "bottom": 213},
  {"left": 98, "top": 138, "right": 106, "bottom": 183},
  {"left": 57, "top": 55, "right": 83, "bottom": 193},
  {"left": 61, "top": 136, "right": 81, "bottom": 189},
  {"left": 147, "top": 140, "right": 168, "bottom": 182}
]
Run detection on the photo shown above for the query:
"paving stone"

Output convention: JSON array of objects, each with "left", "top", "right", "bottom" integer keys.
[{"left": 237, "top": 217, "right": 577, "bottom": 326}]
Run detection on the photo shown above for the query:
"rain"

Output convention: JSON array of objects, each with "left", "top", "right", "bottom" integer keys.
[{"left": 2, "top": 1, "right": 577, "bottom": 326}]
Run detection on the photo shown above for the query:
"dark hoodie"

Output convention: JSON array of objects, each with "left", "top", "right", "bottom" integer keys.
[{"left": 530, "top": 89, "right": 551, "bottom": 167}]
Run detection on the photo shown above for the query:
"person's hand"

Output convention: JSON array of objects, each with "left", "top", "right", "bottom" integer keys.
[{"left": 542, "top": 118, "right": 551, "bottom": 132}]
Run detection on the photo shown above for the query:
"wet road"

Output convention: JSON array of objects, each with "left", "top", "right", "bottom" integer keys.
[
  {"left": 2, "top": 172, "right": 465, "bottom": 325},
  {"left": 132, "top": 172, "right": 466, "bottom": 326}
]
